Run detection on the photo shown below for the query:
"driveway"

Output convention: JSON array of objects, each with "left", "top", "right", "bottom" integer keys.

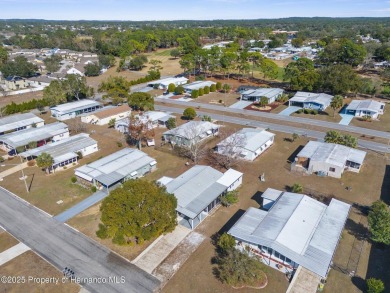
[
  {"left": 339, "top": 114, "right": 355, "bottom": 125},
  {"left": 229, "top": 100, "right": 252, "bottom": 109},
  {"left": 278, "top": 106, "right": 302, "bottom": 116},
  {"left": 0, "top": 187, "right": 160, "bottom": 293}
]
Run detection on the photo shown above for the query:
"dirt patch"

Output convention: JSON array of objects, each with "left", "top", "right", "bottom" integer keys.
[{"left": 0, "top": 232, "right": 18, "bottom": 253}]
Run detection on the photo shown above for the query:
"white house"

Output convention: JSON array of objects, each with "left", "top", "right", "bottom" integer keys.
[
  {"left": 293, "top": 141, "right": 366, "bottom": 178},
  {"left": 115, "top": 111, "right": 175, "bottom": 133},
  {"left": 147, "top": 77, "right": 188, "bottom": 90},
  {"left": 158, "top": 165, "right": 243, "bottom": 229},
  {"left": 345, "top": 100, "right": 385, "bottom": 119},
  {"left": 50, "top": 100, "right": 102, "bottom": 121},
  {"left": 66, "top": 67, "right": 84, "bottom": 76},
  {"left": 240, "top": 88, "right": 284, "bottom": 104},
  {"left": 228, "top": 188, "right": 351, "bottom": 278},
  {"left": 216, "top": 128, "right": 275, "bottom": 161},
  {"left": 0, "top": 113, "right": 44, "bottom": 135},
  {"left": 75, "top": 148, "right": 157, "bottom": 191},
  {"left": 183, "top": 81, "right": 216, "bottom": 94},
  {"left": 0, "top": 122, "right": 69, "bottom": 155},
  {"left": 19, "top": 133, "right": 98, "bottom": 172},
  {"left": 81, "top": 105, "right": 131, "bottom": 126},
  {"left": 289, "top": 92, "right": 333, "bottom": 111},
  {"left": 163, "top": 121, "right": 219, "bottom": 146}
]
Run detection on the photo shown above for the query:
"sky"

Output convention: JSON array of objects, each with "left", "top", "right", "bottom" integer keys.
[{"left": 0, "top": 0, "right": 389, "bottom": 20}]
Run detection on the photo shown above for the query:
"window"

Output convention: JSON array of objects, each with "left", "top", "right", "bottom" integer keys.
[{"left": 329, "top": 167, "right": 335, "bottom": 172}]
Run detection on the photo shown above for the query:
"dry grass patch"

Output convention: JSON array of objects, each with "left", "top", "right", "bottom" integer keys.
[{"left": 0, "top": 232, "right": 18, "bottom": 253}]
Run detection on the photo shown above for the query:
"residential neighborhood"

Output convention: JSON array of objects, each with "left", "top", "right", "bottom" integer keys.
[{"left": 0, "top": 6, "right": 390, "bottom": 293}]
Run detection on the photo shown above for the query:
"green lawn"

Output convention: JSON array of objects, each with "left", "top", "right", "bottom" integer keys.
[
  {"left": 252, "top": 65, "right": 285, "bottom": 81},
  {"left": 154, "top": 49, "right": 172, "bottom": 56}
]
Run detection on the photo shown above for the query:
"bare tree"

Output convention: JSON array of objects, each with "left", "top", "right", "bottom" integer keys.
[
  {"left": 67, "top": 118, "right": 87, "bottom": 134},
  {"left": 213, "top": 128, "right": 247, "bottom": 169},
  {"left": 127, "top": 115, "right": 155, "bottom": 150}
]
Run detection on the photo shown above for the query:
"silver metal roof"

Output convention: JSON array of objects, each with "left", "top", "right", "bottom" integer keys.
[
  {"left": 289, "top": 92, "right": 333, "bottom": 107},
  {"left": 217, "top": 128, "right": 275, "bottom": 153},
  {"left": 241, "top": 88, "right": 283, "bottom": 99},
  {"left": 0, "top": 122, "right": 69, "bottom": 149},
  {"left": 0, "top": 113, "right": 44, "bottom": 133},
  {"left": 261, "top": 188, "right": 283, "bottom": 201},
  {"left": 183, "top": 81, "right": 216, "bottom": 91},
  {"left": 297, "top": 141, "right": 366, "bottom": 167},
  {"left": 346, "top": 100, "right": 385, "bottom": 113},
  {"left": 163, "top": 121, "right": 219, "bottom": 140},
  {"left": 19, "top": 133, "right": 97, "bottom": 164},
  {"left": 164, "top": 165, "right": 240, "bottom": 219},
  {"left": 228, "top": 189, "right": 351, "bottom": 278},
  {"left": 75, "top": 148, "right": 155, "bottom": 186},
  {"left": 50, "top": 100, "right": 102, "bottom": 115}
]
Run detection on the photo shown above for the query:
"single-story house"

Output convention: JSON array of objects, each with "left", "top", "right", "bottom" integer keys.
[
  {"left": 0, "top": 122, "right": 69, "bottom": 155},
  {"left": 4, "top": 76, "right": 27, "bottom": 90},
  {"left": 0, "top": 113, "right": 44, "bottom": 135},
  {"left": 240, "top": 88, "right": 284, "bottom": 103},
  {"left": 147, "top": 77, "right": 188, "bottom": 90},
  {"left": 158, "top": 165, "right": 243, "bottom": 229},
  {"left": 19, "top": 133, "right": 98, "bottom": 172},
  {"left": 228, "top": 188, "right": 351, "bottom": 278},
  {"left": 75, "top": 148, "right": 157, "bottom": 191},
  {"left": 345, "top": 100, "right": 385, "bottom": 119},
  {"left": 183, "top": 81, "right": 216, "bottom": 94},
  {"left": 293, "top": 141, "right": 366, "bottom": 178},
  {"left": 50, "top": 100, "right": 102, "bottom": 121},
  {"left": 289, "top": 92, "right": 333, "bottom": 111},
  {"left": 66, "top": 67, "right": 84, "bottom": 76},
  {"left": 216, "top": 128, "right": 275, "bottom": 161},
  {"left": 115, "top": 111, "right": 175, "bottom": 133},
  {"left": 81, "top": 105, "right": 131, "bottom": 125},
  {"left": 163, "top": 121, "right": 219, "bottom": 146}
]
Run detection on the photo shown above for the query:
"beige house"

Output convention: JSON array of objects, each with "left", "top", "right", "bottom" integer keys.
[
  {"left": 5, "top": 76, "right": 27, "bottom": 90},
  {"left": 81, "top": 105, "right": 131, "bottom": 126}
]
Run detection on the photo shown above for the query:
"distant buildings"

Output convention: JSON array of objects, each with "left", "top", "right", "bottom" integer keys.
[
  {"left": 292, "top": 141, "right": 366, "bottom": 178},
  {"left": 75, "top": 148, "right": 156, "bottom": 191},
  {"left": 228, "top": 188, "right": 350, "bottom": 278},
  {"left": 4, "top": 76, "right": 27, "bottom": 90},
  {"left": 50, "top": 100, "right": 102, "bottom": 121},
  {"left": 163, "top": 121, "right": 219, "bottom": 146},
  {"left": 289, "top": 92, "right": 333, "bottom": 111},
  {"left": 345, "top": 100, "right": 385, "bottom": 119},
  {"left": 240, "top": 88, "right": 284, "bottom": 104},
  {"left": 158, "top": 165, "right": 243, "bottom": 229},
  {"left": 0, "top": 113, "right": 44, "bottom": 135},
  {"left": 216, "top": 128, "right": 275, "bottom": 161}
]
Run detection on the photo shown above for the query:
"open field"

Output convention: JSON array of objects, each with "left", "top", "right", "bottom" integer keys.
[
  {"left": 0, "top": 251, "right": 80, "bottom": 293},
  {"left": 0, "top": 91, "right": 43, "bottom": 109},
  {"left": 0, "top": 232, "right": 18, "bottom": 253}
]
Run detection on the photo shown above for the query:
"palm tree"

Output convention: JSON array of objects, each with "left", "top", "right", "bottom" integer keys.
[
  {"left": 330, "top": 95, "right": 344, "bottom": 117},
  {"left": 36, "top": 152, "right": 54, "bottom": 174}
]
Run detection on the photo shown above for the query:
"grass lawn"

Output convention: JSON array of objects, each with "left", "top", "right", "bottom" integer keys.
[
  {"left": 0, "top": 232, "right": 18, "bottom": 253},
  {"left": 193, "top": 91, "right": 241, "bottom": 107},
  {"left": 350, "top": 107, "right": 390, "bottom": 132},
  {"left": 271, "top": 104, "right": 288, "bottom": 114},
  {"left": 291, "top": 107, "right": 342, "bottom": 123},
  {"left": 154, "top": 49, "right": 173, "bottom": 56},
  {"left": 0, "top": 251, "right": 80, "bottom": 293},
  {"left": 252, "top": 65, "right": 285, "bottom": 81}
]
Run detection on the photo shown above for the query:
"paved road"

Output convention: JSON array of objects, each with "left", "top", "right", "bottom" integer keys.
[
  {"left": 54, "top": 190, "right": 107, "bottom": 223},
  {"left": 156, "top": 98, "right": 390, "bottom": 140},
  {"left": 0, "top": 187, "right": 160, "bottom": 293},
  {"left": 156, "top": 105, "right": 390, "bottom": 154}
]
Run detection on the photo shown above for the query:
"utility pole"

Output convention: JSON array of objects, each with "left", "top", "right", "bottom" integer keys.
[{"left": 18, "top": 155, "right": 29, "bottom": 193}]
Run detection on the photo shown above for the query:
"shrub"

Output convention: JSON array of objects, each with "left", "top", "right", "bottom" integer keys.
[
  {"left": 219, "top": 99, "right": 223, "bottom": 104},
  {"left": 366, "top": 278, "right": 385, "bottom": 293},
  {"left": 63, "top": 166, "right": 67, "bottom": 169},
  {"left": 296, "top": 109, "right": 303, "bottom": 114},
  {"left": 311, "top": 109, "right": 318, "bottom": 115},
  {"left": 166, "top": 117, "right": 176, "bottom": 129},
  {"left": 183, "top": 107, "right": 197, "bottom": 120},
  {"left": 0, "top": 156, "right": 4, "bottom": 163},
  {"left": 216, "top": 82, "right": 222, "bottom": 91},
  {"left": 292, "top": 183, "right": 303, "bottom": 193},
  {"left": 210, "top": 84, "right": 217, "bottom": 92},
  {"left": 175, "top": 85, "right": 185, "bottom": 95},
  {"left": 117, "top": 141, "right": 123, "bottom": 147},
  {"left": 217, "top": 233, "right": 236, "bottom": 252},
  {"left": 220, "top": 190, "right": 239, "bottom": 207},
  {"left": 91, "top": 186, "right": 97, "bottom": 192},
  {"left": 96, "top": 223, "right": 108, "bottom": 239},
  {"left": 167, "top": 83, "right": 176, "bottom": 93},
  {"left": 195, "top": 75, "right": 205, "bottom": 81},
  {"left": 71, "top": 176, "right": 77, "bottom": 183},
  {"left": 202, "top": 115, "right": 212, "bottom": 122},
  {"left": 76, "top": 151, "right": 83, "bottom": 159},
  {"left": 198, "top": 88, "right": 204, "bottom": 96},
  {"left": 204, "top": 86, "right": 210, "bottom": 94},
  {"left": 191, "top": 89, "right": 199, "bottom": 99}
]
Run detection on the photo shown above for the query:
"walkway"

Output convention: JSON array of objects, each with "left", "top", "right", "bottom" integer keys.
[
  {"left": 286, "top": 266, "right": 321, "bottom": 293},
  {"left": 279, "top": 106, "right": 301, "bottom": 116},
  {"left": 339, "top": 114, "right": 355, "bottom": 125},
  {"left": 132, "top": 225, "right": 191, "bottom": 274},
  {"left": 229, "top": 100, "right": 252, "bottom": 109},
  {"left": 0, "top": 243, "right": 30, "bottom": 266},
  {"left": 0, "top": 161, "right": 29, "bottom": 179},
  {"left": 54, "top": 190, "right": 107, "bottom": 223}
]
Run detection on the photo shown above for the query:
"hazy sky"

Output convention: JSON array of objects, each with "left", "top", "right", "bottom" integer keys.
[{"left": 0, "top": 0, "right": 389, "bottom": 20}]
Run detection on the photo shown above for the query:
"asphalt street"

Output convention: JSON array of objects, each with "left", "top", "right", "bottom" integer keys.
[
  {"left": 0, "top": 187, "right": 160, "bottom": 293},
  {"left": 156, "top": 98, "right": 390, "bottom": 140},
  {"left": 156, "top": 104, "right": 390, "bottom": 154}
]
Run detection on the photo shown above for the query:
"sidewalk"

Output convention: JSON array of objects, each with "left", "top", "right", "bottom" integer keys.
[{"left": 0, "top": 161, "right": 29, "bottom": 179}]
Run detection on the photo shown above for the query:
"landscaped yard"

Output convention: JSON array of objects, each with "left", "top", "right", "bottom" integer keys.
[
  {"left": 350, "top": 105, "right": 390, "bottom": 132},
  {"left": 291, "top": 107, "right": 342, "bottom": 123},
  {"left": 0, "top": 251, "right": 80, "bottom": 293}
]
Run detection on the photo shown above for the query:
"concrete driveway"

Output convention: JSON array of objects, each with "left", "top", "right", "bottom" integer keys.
[
  {"left": 229, "top": 100, "right": 252, "bottom": 109},
  {"left": 339, "top": 114, "right": 355, "bottom": 125},
  {"left": 278, "top": 106, "right": 302, "bottom": 116}
]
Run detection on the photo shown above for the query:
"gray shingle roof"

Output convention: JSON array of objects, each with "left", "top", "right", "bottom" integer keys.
[{"left": 228, "top": 190, "right": 351, "bottom": 278}]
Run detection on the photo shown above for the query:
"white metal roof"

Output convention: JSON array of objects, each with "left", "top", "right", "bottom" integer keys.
[
  {"left": 0, "top": 122, "right": 68, "bottom": 148},
  {"left": 290, "top": 92, "right": 333, "bottom": 107},
  {"left": 50, "top": 100, "right": 102, "bottom": 115},
  {"left": 163, "top": 121, "right": 219, "bottom": 140},
  {"left": 261, "top": 188, "right": 283, "bottom": 201},
  {"left": 138, "top": 111, "right": 174, "bottom": 123},
  {"left": 216, "top": 168, "right": 243, "bottom": 187},
  {"left": 297, "top": 141, "right": 366, "bottom": 166},
  {"left": 228, "top": 189, "right": 351, "bottom": 278},
  {"left": 0, "top": 113, "right": 44, "bottom": 133},
  {"left": 183, "top": 80, "right": 216, "bottom": 91},
  {"left": 241, "top": 88, "right": 284, "bottom": 99},
  {"left": 148, "top": 77, "right": 188, "bottom": 86},
  {"left": 346, "top": 100, "right": 385, "bottom": 113}
]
